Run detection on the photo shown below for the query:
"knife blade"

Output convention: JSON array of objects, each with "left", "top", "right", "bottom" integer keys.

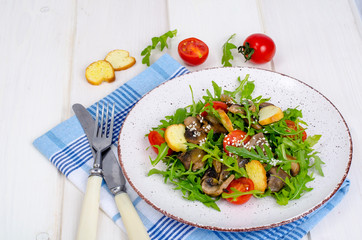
[
  {"left": 72, "top": 103, "right": 150, "bottom": 240},
  {"left": 72, "top": 103, "right": 126, "bottom": 193}
]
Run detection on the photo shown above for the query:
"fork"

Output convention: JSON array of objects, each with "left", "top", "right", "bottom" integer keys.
[{"left": 76, "top": 102, "right": 115, "bottom": 240}]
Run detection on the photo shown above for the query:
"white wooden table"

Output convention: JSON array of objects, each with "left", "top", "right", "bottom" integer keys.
[{"left": 1, "top": 0, "right": 362, "bottom": 239}]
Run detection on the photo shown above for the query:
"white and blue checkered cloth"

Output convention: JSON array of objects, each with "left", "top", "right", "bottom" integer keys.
[{"left": 33, "top": 54, "right": 350, "bottom": 240}]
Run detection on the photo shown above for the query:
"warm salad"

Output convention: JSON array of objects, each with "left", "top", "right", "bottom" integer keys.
[{"left": 147, "top": 74, "right": 324, "bottom": 211}]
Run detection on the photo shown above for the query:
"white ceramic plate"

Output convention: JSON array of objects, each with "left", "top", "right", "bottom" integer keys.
[{"left": 118, "top": 67, "right": 352, "bottom": 231}]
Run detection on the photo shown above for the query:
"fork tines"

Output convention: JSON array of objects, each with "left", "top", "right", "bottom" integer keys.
[{"left": 94, "top": 102, "right": 115, "bottom": 139}]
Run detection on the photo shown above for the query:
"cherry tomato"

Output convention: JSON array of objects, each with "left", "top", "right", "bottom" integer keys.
[
  {"left": 223, "top": 130, "right": 251, "bottom": 155},
  {"left": 148, "top": 130, "right": 173, "bottom": 155},
  {"left": 238, "top": 33, "right": 276, "bottom": 64},
  {"left": 178, "top": 37, "right": 209, "bottom": 66},
  {"left": 285, "top": 120, "right": 307, "bottom": 141},
  {"left": 201, "top": 101, "right": 228, "bottom": 117},
  {"left": 224, "top": 177, "right": 254, "bottom": 205}
]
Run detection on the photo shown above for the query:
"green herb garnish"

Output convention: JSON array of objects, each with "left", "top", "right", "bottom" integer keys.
[{"left": 141, "top": 29, "right": 177, "bottom": 66}]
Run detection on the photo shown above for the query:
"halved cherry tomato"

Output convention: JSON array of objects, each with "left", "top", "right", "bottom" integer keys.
[
  {"left": 148, "top": 130, "right": 173, "bottom": 155},
  {"left": 285, "top": 120, "right": 307, "bottom": 141},
  {"left": 178, "top": 37, "right": 209, "bottom": 66},
  {"left": 223, "top": 130, "right": 250, "bottom": 155},
  {"left": 238, "top": 33, "right": 276, "bottom": 64},
  {"left": 201, "top": 101, "right": 228, "bottom": 117},
  {"left": 224, "top": 177, "right": 254, "bottom": 205}
]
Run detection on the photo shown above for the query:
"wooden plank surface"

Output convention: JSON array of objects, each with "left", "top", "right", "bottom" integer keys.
[
  {"left": 60, "top": 1, "right": 169, "bottom": 239},
  {"left": 259, "top": 1, "right": 362, "bottom": 238},
  {"left": 0, "top": 0, "right": 75, "bottom": 239}
]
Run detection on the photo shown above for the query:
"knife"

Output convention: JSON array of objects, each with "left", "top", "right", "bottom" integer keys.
[{"left": 73, "top": 103, "right": 150, "bottom": 240}]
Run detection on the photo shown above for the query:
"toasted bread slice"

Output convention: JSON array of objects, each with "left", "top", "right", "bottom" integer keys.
[
  {"left": 105, "top": 50, "right": 136, "bottom": 71},
  {"left": 85, "top": 60, "right": 115, "bottom": 85},
  {"left": 164, "top": 124, "right": 187, "bottom": 152},
  {"left": 245, "top": 160, "right": 267, "bottom": 192},
  {"left": 258, "top": 105, "right": 284, "bottom": 126}
]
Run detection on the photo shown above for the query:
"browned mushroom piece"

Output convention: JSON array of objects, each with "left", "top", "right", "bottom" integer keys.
[
  {"left": 259, "top": 102, "right": 274, "bottom": 109},
  {"left": 213, "top": 160, "right": 222, "bottom": 174},
  {"left": 227, "top": 104, "right": 246, "bottom": 115},
  {"left": 244, "top": 132, "right": 270, "bottom": 153},
  {"left": 201, "top": 167, "right": 235, "bottom": 197},
  {"left": 286, "top": 155, "right": 300, "bottom": 177},
  {"left": 247, "top": 100, "right": 256, "bottom": 112},
  {"left": 219, "top": 164, "right": 232, "bottom": 182},
  {"left": 220, "top": 94, "right": 235, "bottom": 104},
  {"left": 184, "top": 128, "right": 208, "bottom": 144},
  {"left": 196, "top": 114, "right": 228, "bottom": 134},
  {"left": 236, "top": 156, "right": 249, "bottom": 169},
  {"left": 184, "top": 116, "right": 208, "bottom": 144},
  {"left": 177, "top": 148, "right": 207, "bottom": 171},
  {"left": 243, "top": 118, "right": 263, "bottom": 130},
  {"left": 267, "top": 167, "right": 290, "bottom": 192}
]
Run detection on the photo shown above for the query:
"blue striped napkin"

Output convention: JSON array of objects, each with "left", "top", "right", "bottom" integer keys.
[{"left": 33, "top": 54, "right": 350, "bottom": 240}]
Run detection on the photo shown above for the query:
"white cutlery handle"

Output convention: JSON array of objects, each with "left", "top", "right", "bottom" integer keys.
[
  {"left": 115, "top": 192, "right": 150, "bottom": 240},
  {"left": 76, "top": 175, "right": 102, "bottom": 240}
]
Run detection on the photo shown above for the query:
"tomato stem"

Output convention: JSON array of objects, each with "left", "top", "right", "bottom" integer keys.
[{"left": 238, "top": 42, "right": 255, "bottom": 62}]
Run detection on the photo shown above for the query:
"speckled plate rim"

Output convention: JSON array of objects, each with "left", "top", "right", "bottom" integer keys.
[{"left": 117, "top": 66, "right": 353, "bottom": 232}]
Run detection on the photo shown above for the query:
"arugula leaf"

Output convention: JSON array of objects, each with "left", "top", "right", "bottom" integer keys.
[
  {"left": 283, "top": 108, "right": 303, "bottom": 121},
  {"left": 310, "top": 153, "right": 325, "bottom": 176},
  {"left": 221, "top": 34, "right": 237, "bottom": 67},
  {"left": 305, "top": 135, "right": 322, "bottom": 147},
  {"left": 222, "top": 188, "right": 263, "bottom": 200},
  {"left": 149, "top": 142, "right": 170, "bottom": 166},
  {"left": 173, "top": 108, "right": 187, "bottom": 124},
  {"left": 212, "top": 81, "right": 222, "bottom": 99},
  {"left": 141, "top": 29, "right": 177, "bottom": 66}
]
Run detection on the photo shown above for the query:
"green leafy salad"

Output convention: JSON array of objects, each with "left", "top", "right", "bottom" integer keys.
[{"left": 147, "top": 74, "right": 324, "bottom": 211}]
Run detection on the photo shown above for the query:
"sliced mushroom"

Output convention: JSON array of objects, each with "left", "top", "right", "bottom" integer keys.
[
  {"left": 220, "top": 94, "right": 235, "bottom": 104},
  {"left": 227, "top": 104, "right": 246, "bottom": 115},
  {"left": 243, "top": 118, "right": 263, "bottom": 130},
  {"left": 184, "top": 116, "right": 201, "bottom": 130},
  {"left": 201, "top": 168, "right": 235, "bottom": 197},
  {"left": 259, "top": 102, "right": 274, "bottom": 109},
  {"left": 177, "top": 148, "right": 206, "bottom": 171},
  {"left": 213, "top": 160, "right": 222, "bottom": 174},
  {"left": 184, "top": 116, "right": 207, "bottom": 144},
  {"left": 286, "top": 155, "right": 300, "bottom": 176},
  {"left": 244, "top": 132, "right": 270, "bottom": 153},
  {"left": 184, "top": 128, "right": 208, "bottom": 144},
  {"left": 219, "top": 164, "right": 231, "bottom": 182},
  {"left": 247, "top": 101, "right": 256, "bottom": 112},
  {"left": 267, "top": 167, "right": 290, "bottom": 192},
  {"left": 198, "top": 115, "right": 228, "bottom": 134},
  {"left": 237, "top": 156, "right": 249, "bottom": 169}
]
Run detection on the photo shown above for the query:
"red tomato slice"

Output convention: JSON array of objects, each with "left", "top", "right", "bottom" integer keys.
[
  {"left": 239, "top": 33, "right": 276, "bottom": 64},
  {"left": 285, "top": 120, "right": 307, "bottom": 141},
  {"left": 223, "top": 130, "right": 251, "bottom": 155},
  {"left": 224, "top": 177, "right": 254, "bottom": 205},
  {"left": 201, "top": 101, "right": 228, "bottom": 117},
  {"left": 148, "top": 130, "right": 173, "bottom": 155},
  {"left": 178, "top": 37, "right": 209, "bottom": 66}
]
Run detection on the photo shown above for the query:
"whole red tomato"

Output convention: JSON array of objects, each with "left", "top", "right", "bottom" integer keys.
[
  {"left": 178, "top": 37, "right": 209, "bottom": 66},
  {"left": 238, "top": 33, "right": 276, "bottom": 64},
  {"left": 224, "top": 177, "right": 254, "bottom": 205}
]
